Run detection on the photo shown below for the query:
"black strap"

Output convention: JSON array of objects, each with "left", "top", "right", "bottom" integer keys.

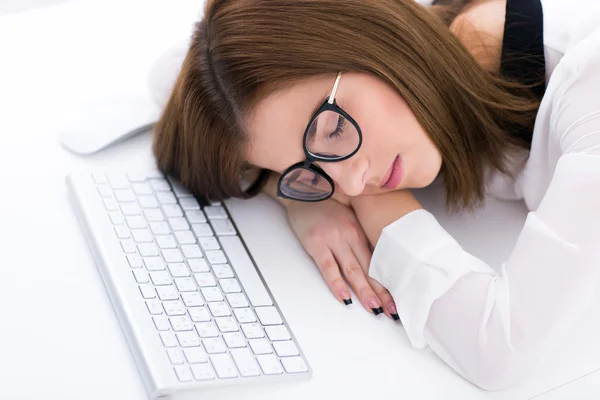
[{"left": 500, "top": 0, "right": 546, "bottom": 144}]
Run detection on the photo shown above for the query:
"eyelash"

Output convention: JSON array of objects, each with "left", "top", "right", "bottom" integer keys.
[{"left": 329, "top": 116, "right": 346, "bottom": 139}]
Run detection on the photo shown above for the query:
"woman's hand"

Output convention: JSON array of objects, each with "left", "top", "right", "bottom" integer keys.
[{"left": 286, "top": 198, "right": 399, "bottom": 319}]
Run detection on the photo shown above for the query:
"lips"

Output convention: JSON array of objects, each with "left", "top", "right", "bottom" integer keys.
[{"left": 380, "top": 155, "right": 403, "bottom": 189}]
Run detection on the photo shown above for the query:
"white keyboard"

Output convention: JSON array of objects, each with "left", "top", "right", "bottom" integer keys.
[{"left": 67, "top": 170, "right": 311, "bottom": 400}]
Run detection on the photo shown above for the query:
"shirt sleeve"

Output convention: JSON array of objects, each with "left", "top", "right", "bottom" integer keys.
[{"left": 368, "top": 32, "right": 600, "bottom": 390}]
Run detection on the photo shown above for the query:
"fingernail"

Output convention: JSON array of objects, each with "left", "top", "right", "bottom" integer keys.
[
  {"left": 341, "top": 292, "right": 352, "bottom": 305},
  {"left": 391, "top": 313, "right": 400, "bottom": 321},
  {"left": 368, "top": 297, "right": 381, "bottom": 309},
  {"left": 372, "top": 307, "right": 384, "bottom": 315}
]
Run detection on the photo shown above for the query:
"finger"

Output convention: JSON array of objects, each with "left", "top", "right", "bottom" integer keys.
[
  {"left": 311, "top": 247, "right": 353, "bottom": 305},
  {"left": 368, "top": 277, "right": 399, "bottom": 321},
  {"left": 334, "top": 243, "right": 383, "bottom": 315},
  {"left": 348, "top": 229, "right": 398, "bottom": 319}
]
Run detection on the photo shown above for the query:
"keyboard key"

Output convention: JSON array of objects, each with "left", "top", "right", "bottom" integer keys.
[
  {"left": 132, "top": 182, "right": 153, "bottom": 195},
  {"left": 163, "top": 301, "right": 186, "bottom": 316},
  {"left": 177, "top": 331, "right": 201, "bottom": 347},
  {"left": 174, "top": 366, "right": 193, "bottom": 382},
  {"left": 139, "top": 285, "right": 156, "bottom": 299},
  {"left": 280, "top": 356, "right": 308, "bottom": 373},
  {"left": 185, "top": 210, "right": 206, "bottom": 223},
  {"left": 146, "top": 300, "right": 163, "bottom": 315},
  {"left": 226, "top": 293, "right": 249, "bottom": 308},
  {"left": 156, "top": 286, "right": 178, "bottom": 301},
  {"left": 265, "top": 325, "right": 291, "bottom": 341},
  {"left": 127, "top": 254, "right": 143, "bottom": 268},
  {"left": 153, "top": 315, "right": 170, "bottom": 331},
  {"left": 215, "top": 317, "right": 238, "bottom": 333},
  {"left": 168, "top": 263, "right": 190, "bottom": 277},
  {"left": 160, "top": 332, "right": 178, "bottom": 348},
  {"left": 97, "top": 185, "right": 113, "bottom": 197},
  {"left": 273, "top": 341, "right": 300, "bottom": 357},
  {"left": 138, "top": 195, "right": 159, "bottom": 209},
  {"left": 92, "top": 172, "right": 107, "bottom": 184},
  {"left": 162, "top": 249, "right": 183, "bottom": 263},
  {"left": 205, "top": 250, "right": 227, "bottom": 265},
  {"left": 191, "top": 364, "right": 215, "bottom": 381},
  {"left": 192, "top": 223, "right": 213, "bottom": 237},
  {"left": 219, "top": 279, "right": 241, "bottom": 293},
  {"left": 169, "top": 315, "right": 193, "bottom": 331},
  {"left": 115, "top": 226, "right": 131, "bottom": 239},
  {"left": 210, "top": 219, "right": 236, "bottom": 236},
  {"left": 103, "top": 198, "right": 119, "bottom": 211},
  {"left": 156, "top": 235, "right": 177, "bottom": 249},
  {"left": 195, "top": 322, "right": 219, "bottom": 338},
  {"left": 188, "top": 307, "right": 211, "bottom": 322},
  {"left": 194, "top": 273, "right": 216, "bottom": 287},
  {"left": 150, "top": 271, "right": 172, "bottom": 286},
  {"left": 157, "top": 191, "right": 177, "bottom": 205},
  {"left": 108, "top": 211, "right": 125, "bottom": 225},
  {"left": 230, "top": 348, "right": 261, "bottom": 377},
  {"left": 167, "top": 348, "right": 184, "bottom": 365},
  {"left": 199, "top": 237, "right": 220, "bottom": 251},
  {"left": 256, "top": 354, "right": 283, "bottom": 375},
  {"left": 184, "top": 347, "right": 208, "bottom": 364},
  {"left": 132, "top": 269, "right": 149, "bottom": 283},
  {"left": 168, "top": 178, "right": 190, "bottom": 197},
  {"left": 233, "top": 308, "right": 256, "bottom": 323},
  {"left": 255, "top": 307, "right": 283, "bottom": 325},
  {"left": 126, "top": 216, "right": 147, "bottom": 229},
  {"left": 174, "top": 230, "right": 196, "bottom": 245},
  {"left": 223, "top": 332, "right": 246, "bottom": 348},
  {"left": 143, "top": 257, "right": 165, "bottom": 271},
  {"left": 115, "top": 189, "right": 136, "bottom": 202},
  {"left": 180, "top": 197, "right": 200, "bottom": 210},
  {"left": 162, "top": 204, "right": 183, "bottom": 218},
  {"left": 204, "top": 206, "right": 228, "bottom": 219},
  {"left": 208, "top": 302, "right": 231, "bottom": 317},
  {"left": 181, "top": 244, "right": 203, "bottom": 259},
  {"left": 150, "top": 178, "right": 171, "bottom": 192},
  {"left": 131, "top": 228, "right": 152, "bottom": 243},
  {"left": 248, "top": 340, "right": 271, "bottom": 355},
  {"left": 168, "top": 217, "right": 189, "bottom": 231},
  {"left": 220, "top": 236, "right": 273, "bottom": 307},
  {"left": 210, "top": 354, "right": 238, "bottom": 378},
  {"left": 127, "top": 172, "right": 148, "bottom": 182},
  {"left": 201, "top": 287, "right": 224, "bottom": 302},
  {"left": 242, "top": 324, "right": 265, "bottom": 340},
  {"left": 174, "top": 277, "right": 197, "bottom": 292},
  {"left": 183, "top": 293, "right": 205, "bottom": 308},
  {"left": 203, "top": 338, "right": 227, "bottom": 355},
  {"left": 120, "top": 239, "right": 137, "bottom": 254},
  {"left": 149, "top": 221, "right": 170, "bottom": 235},
  {"left": 121, "top": 203, "right": 141, "bottom": 216},
  {"left": 108, "top": 173, "right": 130, "bottom": 189},
  {"left": 138, "top": 243, "right": 159, "bottom": 257},
  {"left": 144, "top": 209, "right": 164, "bottom": 222},
  {"left": 188, "top": 259, "right": 209, "bottom": 273}
]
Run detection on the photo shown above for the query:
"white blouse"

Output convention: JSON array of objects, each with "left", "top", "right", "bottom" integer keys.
[{"left": 369, "top": 0, "right": 600, "bottom": 390}]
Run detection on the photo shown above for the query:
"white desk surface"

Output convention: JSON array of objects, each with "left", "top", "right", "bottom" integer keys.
[{"left": 1, "top": 1, "right": 599, "bottom": 399}]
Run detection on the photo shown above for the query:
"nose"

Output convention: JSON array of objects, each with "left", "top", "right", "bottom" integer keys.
[{"left": 318, "top": 156, "right": 367, "bottom": 197}]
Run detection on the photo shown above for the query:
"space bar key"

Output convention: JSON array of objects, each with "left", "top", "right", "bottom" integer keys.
[{"left": 219, "top": 236, "right": 273, "bottom": 307}]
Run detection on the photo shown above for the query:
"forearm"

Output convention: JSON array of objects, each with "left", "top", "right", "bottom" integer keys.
[{"left": 350, "top": 190, "right": 423, "bottom": 247}]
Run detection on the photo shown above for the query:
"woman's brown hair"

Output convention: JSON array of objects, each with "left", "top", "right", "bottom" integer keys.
[{"left": 153, "top": 0, "right": 540, "bottom": 211}]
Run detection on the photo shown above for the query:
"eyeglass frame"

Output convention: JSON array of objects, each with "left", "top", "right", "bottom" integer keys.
[{"left": 276, "top": 72, "right": 363, "bottom": 202}]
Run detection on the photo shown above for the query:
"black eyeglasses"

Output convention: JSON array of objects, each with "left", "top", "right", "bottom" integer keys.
[{"left": 277, "top": 72, "right": 363, "bottom": 202}]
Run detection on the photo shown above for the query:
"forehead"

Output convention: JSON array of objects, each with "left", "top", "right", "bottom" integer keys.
[{"left": 245, "top": 75, "right": 333, "bottom": 172}]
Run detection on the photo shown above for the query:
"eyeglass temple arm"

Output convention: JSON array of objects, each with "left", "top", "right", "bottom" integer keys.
[{"left": 327, "top": 72, "right": 343, "bottom": 105}]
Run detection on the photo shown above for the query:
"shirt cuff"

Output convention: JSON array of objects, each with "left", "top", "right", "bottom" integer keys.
[{"left": 368, "top": 209, "right": 496, "bottom": 349}]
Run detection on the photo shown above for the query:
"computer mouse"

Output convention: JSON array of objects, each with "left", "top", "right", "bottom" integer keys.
[{"left": 57, "top": 95, "right": 162, "bottom": 155}]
